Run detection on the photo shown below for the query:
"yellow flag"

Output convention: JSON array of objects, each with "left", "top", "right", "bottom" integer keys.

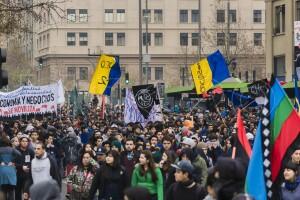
[
  {"left": 190, "top": 59, "right": 213, "bottom": 94},
  {"left": 89, "top": 55, "right": 116, "bottom": 94}
]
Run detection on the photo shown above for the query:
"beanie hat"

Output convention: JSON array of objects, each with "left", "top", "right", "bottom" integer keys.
[
  {"left": 111, "top": 140, "right": 122, "bottom": 151},
  {"left": 285, "top": 161, "right": 298, "bottom": 173},
  {"left": 181, "top": 138, "right": 196, "bottom": 148}
]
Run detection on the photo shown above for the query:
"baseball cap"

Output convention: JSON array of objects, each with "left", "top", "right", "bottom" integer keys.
[
  {"left": 171, "top": 160, "right": 194, "bottom": 174},
  {"left": 181, "top": 138, "right": 196, "bottom": 148},
  {"left": 96, "top": 147, "right": 106, "bottom": 155}
]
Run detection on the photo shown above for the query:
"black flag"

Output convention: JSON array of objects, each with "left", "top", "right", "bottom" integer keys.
[
  {"left": 247, "top": 79, "right": 268, "bottom": 98},
  {"left": 132, "top": 84, "right": 157, "bottom": 119}
]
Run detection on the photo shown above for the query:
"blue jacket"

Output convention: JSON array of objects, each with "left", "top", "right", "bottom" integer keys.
[{"left": 0, "top": 146, "right": 21, "bottom": 186}]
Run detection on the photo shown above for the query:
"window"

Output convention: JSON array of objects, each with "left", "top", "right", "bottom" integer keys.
[
  {"left": 179, "top": 10, "right": 188, "bottom": 23},
  {"left": 79, "top": 9, "right": 88, "bottom": 22},
  {"left": 67, "top": 9, "right": 76, "bottom": 22},
  {"left": 79, "top": 32, "right": 88, "bottom": 46},
  {"left": 253, "top": 10, "right": 262, "bottom": 23},
  {"left": 43, "top": 35, "right": 46, "bottom": 48},
  {"left": 67, "top": 67, "right": 76, "bottom": 80},
  {"left": 105, "top": 32, "right": 113, "bottom": 46},
  {"left": 217, "top": 33, "right": 225, "bottom": 46},
  {"left": 191, "top": 10, "right": 199, "bottom": 23},
  {"left": 239, "top": 72, "right": 242, "bottom": 79},
  {"left": 245, "top": 71, "right": 249, "bottom": 82},
  {"left": 117, "top": 32, "right": 125, "bottom": 46},
  {"left": 229, "top": 10, "right": 236, "bottom": 23},
  {"left": 274, "top": 55, "right": 286, "bottom": 81},
  {"left": 229, "top": 33, "right": 237, "bottom": 46},
  {"left": 253, "top": 70, "right": 256, "bottom": 81},
  {"left": 116, "top": 9, "right": 125, "bottom": 23},
  {"left": 217, "top": 10, "right": 225, "bottom": 23},
  {"left": 104, "top": 9, "right": 113, "bottom": 23},
  {"left": 47, "top": 33, "right": 50, "bottom": 47},
  {"left": 154, "top": 33, "right": 163, "bottom": 46},
  {"left": 143, "top": 66, "right": 151, "bottom": 80},
  {"left": 297, "top": 1, "right": 300, "bottom": 21},
  {"left": 154, "top": 9, "right": 163, "bottom": 24},
  {"left": 143, "top": 9, "right": 151, "bottom": 23},
  {"left": 143, "top": 33, "right": 151, "bottom": 46},
  {"left": 155, "top": 67, "right": 163, "bottom": 80},
  {"left": 180, "top": 66, "right": 189, "bottom": 86},
  {"left": 67, "top": 32, "right": 76, "bottom": 46},
  {"left": 79, "top": 67, "right": 88, "bottom": 80},
  {"left": 180, "top": 33, "right": 188, "bottom": 46},
  {"left": 192, "top": 33, "right": 199, "bottom": 46},
  {"left": 254, "top": 33, "right": 262, "bottom": 46},
  {"left": 275, "top": 5, "right": 285, "bottom": 34}
]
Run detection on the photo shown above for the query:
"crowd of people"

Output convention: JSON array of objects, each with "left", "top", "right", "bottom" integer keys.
[{"left": 0, "top": 98, "right": 299, "bottom": 200}]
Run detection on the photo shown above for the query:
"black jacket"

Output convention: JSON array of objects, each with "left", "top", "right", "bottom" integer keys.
[
  {"left": 15, "top": 147, "right": 35, "bottom": 179},
  {"left": 120, "top": 150, "right": 139, "bottom": 182},
  {"left": 166, "top": 180, "right": 207, "bottom": 200},
  {"left": 89, "top": 164, "right": 128, "bottom": 200}
]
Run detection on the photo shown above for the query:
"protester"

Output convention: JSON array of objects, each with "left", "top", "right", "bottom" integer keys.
[
  {"left": 281, "top": 161, "right": 300, "bottom": 200},
  {"left": 15, "top": 135, "right": 35, "bottom": 200},
  {"left": 120, "top": 138, "right": 139, "bottom": 182},
  {"left": 68, "top": 152, "right": 98, "bottom": 200},
  {"left": 166, "top": 160, "right": 207, "bottom": 200},
  {"left": 179, "top": 147, "right": 207, "bottom": 186},
  {"left": 158, "top": 150, "right": 177, "bottom": 190},
  {"left": 0, "top": 133, "right": 21, "bottom": 200},
  {"left": 30, "top": 142, "right": 61, "bottom": 186},
  {"left": 210, "top": 157, "right": 246, "bottom": 200},
  {"left": 124, "top": 187, "right": 151, "bottom": 200},
  {"left": 291, "top": 146, "right": 300, "bottom": 174},
  {"left": 131, "top": 150, "right": 164, "bottom": 200},
  {"left": 30, "top": 179, "right": 62, "bottom": 200},
  {"left": 89, "top": 150, "right": 127, "bottom": 200}
]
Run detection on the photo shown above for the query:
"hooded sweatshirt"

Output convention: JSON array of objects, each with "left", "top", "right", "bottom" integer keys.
[{"left": 31, "top": 152, "right": 52, "bottom": 184}]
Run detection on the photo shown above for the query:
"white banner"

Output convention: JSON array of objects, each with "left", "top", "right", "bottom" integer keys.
[
  {"left": 124, "top": 88, "right": 163, "bottom": 127},
  {"left": 0, "top": 83, "right": 59, "bottom": 117}
]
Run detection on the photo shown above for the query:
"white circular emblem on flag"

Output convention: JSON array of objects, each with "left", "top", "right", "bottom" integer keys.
[{"left": 135, "top": 89, "right": 153, "bottom": 109}]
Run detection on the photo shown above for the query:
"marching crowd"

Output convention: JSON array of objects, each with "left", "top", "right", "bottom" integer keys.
[{"left": 0, "top": 99, "right": 299, "bottom": 200}]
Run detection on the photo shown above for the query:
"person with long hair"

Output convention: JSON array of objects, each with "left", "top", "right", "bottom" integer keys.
[
  {"left": 131, "top": 150, "right": 163, "bottom": 200},
  {"left": 158, "top": 150, "right": 177, "bottom": 190},
  {"left": 67, "top": 152, "right": 98, "bottom": 200},
  {"left": 89, "top": 150, "right": 127, "bottom": 200}
]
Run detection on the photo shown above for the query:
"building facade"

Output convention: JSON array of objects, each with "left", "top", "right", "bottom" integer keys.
[
  {"left": 33, "top": 0, "right": 266, "bottom": 102},
  {"left": 266, "top": 0, "right": 300, "bottom": 81}
]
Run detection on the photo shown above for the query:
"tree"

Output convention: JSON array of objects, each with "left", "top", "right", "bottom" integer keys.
[
  {"left": 5, "top": 41, "right": 34, "bottom": 89},
  {"left": 0, "top": 0, "right": 64, "bottom": 35},
  {"left": 201, "top": 0, "right": 265, "bottom": 80}
]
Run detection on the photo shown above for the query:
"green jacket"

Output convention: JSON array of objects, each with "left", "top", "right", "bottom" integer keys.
[{"left": 131, "top": 164, "right": 164, "bottom": 200}]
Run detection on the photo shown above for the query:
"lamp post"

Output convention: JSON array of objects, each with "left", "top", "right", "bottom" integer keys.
[
  {"left": 145, "top": 0, "right": 149, "bottom": 84},
  {"left": 139, "top": 0, "right": 143, "bottom": 84},
  {"left": 198, "top": 0, "right": 201, "bottom": 60}
]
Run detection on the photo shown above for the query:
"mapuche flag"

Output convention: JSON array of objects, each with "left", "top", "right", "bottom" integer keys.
[{"left": 246, "top": 78, "right": 300, "bottom": 200}]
